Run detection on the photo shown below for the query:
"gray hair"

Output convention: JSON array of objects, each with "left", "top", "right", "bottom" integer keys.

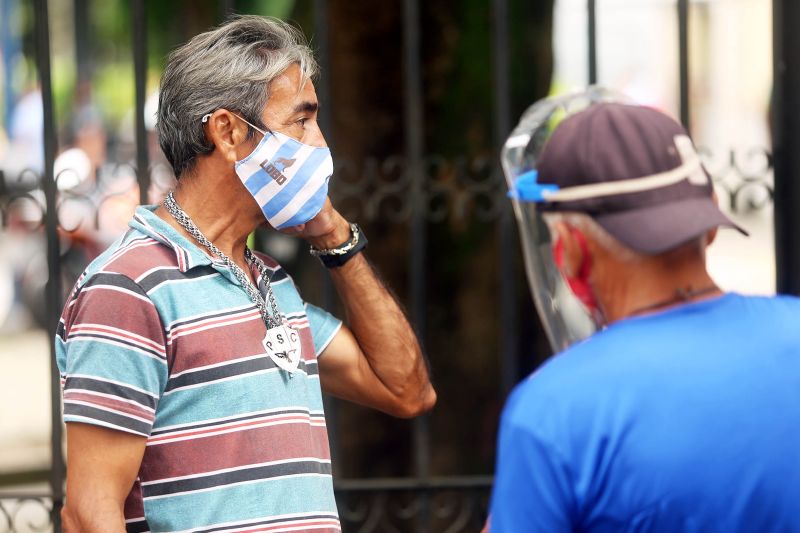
[
  {"left": 543, "top": 212, "right": 643, "bottom": 263},
  {"left": 543, "top": 211, "right": 707, "bottom": 262},
  {"left": 156, "top": 15, "right": 318, "bottom": 177}
]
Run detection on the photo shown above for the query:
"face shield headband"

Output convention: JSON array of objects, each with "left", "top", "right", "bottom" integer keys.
[{"left": 508, "top": 134, "right": 707, "bottom": 205}]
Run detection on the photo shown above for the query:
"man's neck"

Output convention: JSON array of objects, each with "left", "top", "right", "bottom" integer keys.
[
  {"left": 155, "top": 167, "right": 263, "bottom": 268},
  {"left": 597, "top": 250, "right": 722, "bottom": 324}
]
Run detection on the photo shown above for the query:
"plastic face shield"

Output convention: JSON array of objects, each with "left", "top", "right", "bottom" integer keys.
[{"left": 501, "top": 87, "right": 631, "bottom": 353}]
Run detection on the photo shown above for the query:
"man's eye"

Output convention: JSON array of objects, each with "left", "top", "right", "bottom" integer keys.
[{"left": 296, "top": 118, "right": 307, "bottom": 127}]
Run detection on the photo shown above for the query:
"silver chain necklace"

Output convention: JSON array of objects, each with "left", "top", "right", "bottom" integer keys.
[{"left": 163, "top": 191, "right": 283, "bottom": 330}]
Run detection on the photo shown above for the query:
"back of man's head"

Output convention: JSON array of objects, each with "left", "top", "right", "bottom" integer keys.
[{"left": 156, "top": 16, "right": 317, "bottom": 178}]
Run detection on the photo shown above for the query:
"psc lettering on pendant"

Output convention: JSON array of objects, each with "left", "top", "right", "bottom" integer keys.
[{"left": 263, "top": 325, "right": 301, "bottom": 373}]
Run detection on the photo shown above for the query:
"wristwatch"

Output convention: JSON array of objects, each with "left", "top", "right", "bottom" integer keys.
[{"left": 309, "top": 223, "right": 368, "bottom": 268}]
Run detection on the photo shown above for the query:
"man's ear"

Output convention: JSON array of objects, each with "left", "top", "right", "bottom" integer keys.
[
  {"left": 707, "top": 190, "right": 721, "bottom": 247},
  {"left": 203, "top": 109, "right": 252, "bottom": 163},
  {"left": 553, "top": 221, "right": 587, "bottom": 279},
  {"left": 706, "top": 226, "right": 718, "bottom": 247}
]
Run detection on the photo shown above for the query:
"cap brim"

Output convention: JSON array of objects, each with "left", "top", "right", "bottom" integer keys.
[{"left": 594, "top": 196, "right": 748, "bottom": 255}]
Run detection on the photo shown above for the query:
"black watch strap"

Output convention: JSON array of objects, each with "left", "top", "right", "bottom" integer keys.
[{"left": 309, "top": 223, "right": 368, "bottom": 268}]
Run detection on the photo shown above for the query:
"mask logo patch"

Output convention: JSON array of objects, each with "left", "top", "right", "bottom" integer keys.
[{"left": 260, "top": 157, "right": 296, "bottom": 186}]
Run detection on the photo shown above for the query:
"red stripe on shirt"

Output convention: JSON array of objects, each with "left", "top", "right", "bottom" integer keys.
[{"left": 143, "top": 421, "right": 331, "bottom": 480}]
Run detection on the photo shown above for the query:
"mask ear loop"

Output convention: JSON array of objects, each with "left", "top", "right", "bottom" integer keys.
[
  {"left": 232, "top": 113, "right": 270, "bottom": 136},
  {"left": 553, "top": 228, "right": 600, "bottom": 317},
  {"left": 200, "top": 112, "right": 272, "bottom": 137},
  {"left": 552, "top": 229, "right": 590, "bottom": 277},
  {"left": 572, "top": 229, "right": 592, "bottom": 280}
]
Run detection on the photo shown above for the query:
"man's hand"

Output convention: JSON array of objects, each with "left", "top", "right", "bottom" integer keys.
[
  {"left": 62, "top": 423, "right": 146, "bottom": 532},
  {"left": 280, "top": 198, "right": 352, "bottom": 250},
  {"left": 288, "top": 200, "right": 436, "bottom": 417}
]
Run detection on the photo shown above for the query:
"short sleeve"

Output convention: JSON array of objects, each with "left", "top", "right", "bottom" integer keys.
[
  {"left": 55, "top": 272, "right": 169, "bottom": 437},
  {"left": 489, "top": 387, "right": 576, "bottom": 532},
  {"left": 304, "top": 302, "right": 342, "bottom": 356}
]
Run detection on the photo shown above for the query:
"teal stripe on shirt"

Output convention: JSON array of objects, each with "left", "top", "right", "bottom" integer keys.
[
  {"left": 142, "top": 474, "right": 338, "bottom": 532},
  {"left": 154, "top": 370, "right": 325, "bottom": 427}
]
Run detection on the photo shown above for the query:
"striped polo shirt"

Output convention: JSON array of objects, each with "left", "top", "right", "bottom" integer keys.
[{"left": 56, "top": 205, "right": 342, "bottom": 533}]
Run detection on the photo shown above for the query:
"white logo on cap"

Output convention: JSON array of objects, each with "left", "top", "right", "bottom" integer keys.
[
  {"left": 673, "top": 135, "right": 708, "bottom": 186},
  {"left": 536, "top": 134, "right": 708, "bottom": 203}
]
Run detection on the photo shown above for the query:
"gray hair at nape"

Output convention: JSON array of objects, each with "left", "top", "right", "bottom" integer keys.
[
  {"left": 156, "top": 15, "right": 318, "bottom": 178},
  {"left": 542, "top": 211, "right": 644, "bottom": 264}
]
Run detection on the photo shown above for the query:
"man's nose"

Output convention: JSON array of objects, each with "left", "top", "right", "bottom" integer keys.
[{"left": 303, "top": 122, "right": 327, "bottom": 148}]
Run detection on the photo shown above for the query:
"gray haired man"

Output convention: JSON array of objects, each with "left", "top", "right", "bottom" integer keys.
[
  {"left": 58, "top": 16, "right": 436, "bottom": 533},
  {"left": 491, "top": 96, "right": 800, "bottom": 531}
]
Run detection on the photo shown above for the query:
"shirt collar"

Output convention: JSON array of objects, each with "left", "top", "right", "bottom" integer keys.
[{"left": 129, "top": 205, "right": 215, "bottom": 272}]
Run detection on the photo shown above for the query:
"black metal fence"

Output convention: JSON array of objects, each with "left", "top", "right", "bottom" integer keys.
[{"left": 0, "top": 0, "right": 786, "bottom": 532}]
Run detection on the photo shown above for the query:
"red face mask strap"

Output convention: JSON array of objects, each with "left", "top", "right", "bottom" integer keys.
[
  {"left": 553, "top": 226, "right": 599, "bottom": 315},
  {"left": 572, "top": 229, "right": 592, "bottom": 279},
  {"left": 553, "top": 237, "right": 565, "bottom": 266},
  {"left": 553, "top": 227, "right": 591, "bottom": 275}
]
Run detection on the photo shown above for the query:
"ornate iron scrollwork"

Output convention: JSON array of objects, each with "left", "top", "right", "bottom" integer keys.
[
  {"left": 336, "top": 482, "right": 491, "bottom": 533},
  {"left": 0, "top": 496, "right": 53, "bottom": 533}
]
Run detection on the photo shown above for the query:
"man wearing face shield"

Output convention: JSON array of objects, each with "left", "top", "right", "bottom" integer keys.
[
  {"left": 56, "top": 16, "right": 436, "bottom": 533},
  {"left": 489, "top": 92, "right": 800, "bottom": 532}
]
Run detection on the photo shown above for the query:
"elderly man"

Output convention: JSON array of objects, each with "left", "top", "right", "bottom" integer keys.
[
  {"left": 57, "top": 16, "right": 436, "bottom": 533},
  {"left": 490, "top": 99, "right": 800, "bottom": 531}
]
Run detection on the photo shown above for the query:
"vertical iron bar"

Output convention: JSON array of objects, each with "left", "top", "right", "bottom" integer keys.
[
  {"left": 74, "top": 0, "right": 90, "bottom": 85},
  {"left": 313, "top": 0, "right": 333, "bottom": 151},
  {"left": 587, "top": 0, "right": 598, "bottom": 84},
  {"left": 133, "top": 0, "right": 150, "bottom": 204},
  {"left": 1, "top": 0, "right": 20, "bottom": 130},
  {"left": 492, "top": 0, "right": 518, "bottom": 396},
  {"left": 313, "top": 0, "right": 340, "bottom": 466},
  {"left": 773, "top": 0, "right": 800, "bottom": 294},
  {"left": 32, "top": 0, "right": 64, "bottom": 527},
  {"left": 403, "top": 0, "right": 429, "bottom": 530},
  {"left": 678, "top": 0, "right": 690, "bottom": 130},
  {"left": 219, "top": 0, "right": 235, "bottom": 20}
]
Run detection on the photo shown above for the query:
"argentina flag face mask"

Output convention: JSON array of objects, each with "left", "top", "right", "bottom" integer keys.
[{"left": 203, "top": 112, "right": 333, "bottom": 229}]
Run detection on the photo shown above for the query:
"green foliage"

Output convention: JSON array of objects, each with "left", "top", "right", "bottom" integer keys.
[
  {"left": 93, "top": 63, "right": 135, "bottom": 124},
  {"left": 9, "top": 0, "right": 300, "bottom": 130},
  {"left": 51, "top": 57, "right": 76, "bottom": 126},
  {"left": 238, "top": 0, "right": 295, "bottom": 19}
]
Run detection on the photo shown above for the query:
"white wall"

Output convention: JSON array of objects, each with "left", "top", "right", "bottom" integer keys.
[{"left": 552, "top": 0, "right": 774, "bottom": 294}]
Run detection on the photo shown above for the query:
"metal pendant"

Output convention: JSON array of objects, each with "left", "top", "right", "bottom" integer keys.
[{"left": 262, "top": 325, "right": 301, "bottom": 374}]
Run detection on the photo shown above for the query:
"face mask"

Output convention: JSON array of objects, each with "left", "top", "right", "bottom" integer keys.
[
  {"left": 553, "top": 231, "right": 604, "bottom": 325},
  {"left": 206, "top": 113, "right": 333, "bottom": 229}
]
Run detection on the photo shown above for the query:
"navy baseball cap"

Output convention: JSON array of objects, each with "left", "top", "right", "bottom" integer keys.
[{"left": 526, "top": 102, "right": 746, "bottom": 254}]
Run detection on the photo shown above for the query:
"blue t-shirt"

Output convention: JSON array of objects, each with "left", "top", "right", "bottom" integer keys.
[{"left": 490, "top": 293, "right": 800, "bottom": 532}]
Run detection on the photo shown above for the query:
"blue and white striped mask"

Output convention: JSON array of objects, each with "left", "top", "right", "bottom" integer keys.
[{"left": 225, "top": 114, "right": 333, "bottom": 229}]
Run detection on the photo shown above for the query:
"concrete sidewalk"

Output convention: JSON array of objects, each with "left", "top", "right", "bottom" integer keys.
[{"left": 0, "top": 329, "right": 54, "bottom": 475}]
